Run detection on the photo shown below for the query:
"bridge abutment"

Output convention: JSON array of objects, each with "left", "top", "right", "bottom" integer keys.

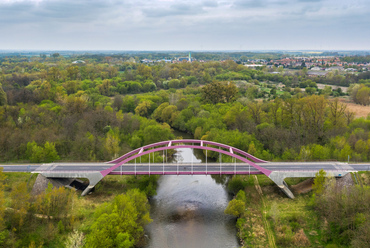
[
  {"left": 268, "top": 172, "right": 295, "bottom": 199},
  {"left": 33, "top": 171, "right": 104, "bottom": 196}
]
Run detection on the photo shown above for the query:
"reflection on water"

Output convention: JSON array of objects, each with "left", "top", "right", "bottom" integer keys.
[{"left": 145, "top": 148, "right": 238, "bottom": 248}]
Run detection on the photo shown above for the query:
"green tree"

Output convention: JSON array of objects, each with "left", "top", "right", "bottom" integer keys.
[
  {"left": 86, "top": 189, "right": 151, "bottom": 248},
  {"left": 142, "top": 124, "right": 173, "bottom": 145},
  {"left": 51, "top": 53, "right": 60, "bottom": 58},
  {"left": 235, "top": 190, "right": 247, "bottom": 203},
  {"left": 135, "top": 101, "right": 153, "bottom": 118},
  {"left": 104, "top": 130, "right": 120, "bottom": 160},
  {"left": 356, "top": 86, "right": 370, "bottom": 105},
  {"left": 34, "top": 184, "right": 75, "bottom": 221},
  {"left": 312, "top": 169, "right": 327, "bottom": 195},
  {"left": 310, "top": 144, "right": 329, "bottom": 160},
  {"left": 26, "top": 141, "right": 60, "bottom": 163},
  {"left": 0, "top": 83, "right": 7, "bottom": 106},
  {"left": 224, "top": 199, "right": 245, "bottom": 217},
  {"left": 10, "top": 182, "right": 30, "bottom": 231},
  {"left": 0, "top": 168, "right": 6, "bottom": 232},
  {"left": 339, "top": 144, "right": 352, "bottom": 161},
  {"left": 201, "top": 81, "right": 238, "bottom": 104},
  {"left": 227, "top": 176, "right": 247, "bottom": 195},
  {"left": 26, "top": 141, "right": 45, "bottom": 163},
  {"left": 43, "top": 142, "right": 60, "bottom": 162},
  {"left": 328, "top": 98, "right": 347, "bottom": 128},
  {"left": 247, "top": 141, "right": 257, "bottom": 155}
]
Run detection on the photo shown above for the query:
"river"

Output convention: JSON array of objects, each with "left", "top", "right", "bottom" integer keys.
[{"left": 145, "top": 138, "right": 239, "bottom": 248}]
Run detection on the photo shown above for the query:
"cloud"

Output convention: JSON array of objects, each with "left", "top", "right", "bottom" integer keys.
[
  {"left": 0, "top": 0, "right": 369, "bottom": 50},
  {"left": 142, "top": 3, "right": 205, "bottom": 18},
  {"left": 232, "top": 0, "right": 265, "bottom": 8}
]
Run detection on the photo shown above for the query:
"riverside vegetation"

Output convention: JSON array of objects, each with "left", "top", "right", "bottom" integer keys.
[
  {"left": 225, "top": 171, "right": 370, "bottom": 248},
  {"left": 0, "top": 53, "right": 370, "bottom": 247},
  {"left": 0, "top": 168, "right": 158, "bottom": 247}
]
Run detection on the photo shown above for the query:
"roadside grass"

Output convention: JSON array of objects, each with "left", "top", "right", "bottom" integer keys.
[
  {"left": 358, "top": 171, "right": 370, "bottom": 185},
  {"left": 236, "top": 175, "right": 270, "bottom": 247}
]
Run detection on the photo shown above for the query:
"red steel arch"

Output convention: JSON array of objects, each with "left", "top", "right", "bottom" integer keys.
[{"left": 100, "top": 139, "right": 271, "bottom": 177}]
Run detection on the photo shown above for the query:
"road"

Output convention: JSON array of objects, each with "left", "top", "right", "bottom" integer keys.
[{"left": 1, "top": 162, "right": 370, "bottom": 175}]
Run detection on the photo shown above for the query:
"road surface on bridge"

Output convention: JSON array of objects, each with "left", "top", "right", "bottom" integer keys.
[
  {"left": 2, "top": 162, "right": 369, "bottom": 198},
  {"left": 1, "top": 162, "right": 369, "bottom": 174}
]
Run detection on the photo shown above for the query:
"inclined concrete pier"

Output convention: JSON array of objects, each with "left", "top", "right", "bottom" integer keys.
[
  {"left": 268, "top": 170, "right": 350, "bottom": 199},
  {"left": 34, "top": 171, "right": 104, "bottom": 196}
]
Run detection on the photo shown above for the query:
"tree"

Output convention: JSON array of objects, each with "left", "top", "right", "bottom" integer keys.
[
  {"left": 26, "top": 141, "right": 60, "bottom": 163},
  {"left": 0, "top": 83, "right": 7, "bottom": 106},
  {"left": 224, "top": 199, "right": 245, "bottom": 217},
  {"left": 43, "top": 142, "right": 60, "bottom": 162},
  {"left": 201, "top": 81, "right": 238, "bottom": 104},
  {"left": 34, "top": 183, "right": 75, "bottom": 221},
  {"left": 328, "top": 98, "right": 346, "bottom": 128},
  {"left": 312, "top": 169, "right": 326, "bottom": 195},
  {"left": 247, "top": 101, "right": 264, "bottom": 125},
  {"left": 247, "top": 141, "right": 257, "bottom": 155},
  {"left": 65, "top": 230, "right": 85, "bottom": 248},
  {"left": 142, "top": 124, "right": 173, "bottom": 145},
  {"left": 0, "top": 168, "right": 6, "bottom": 232},
  {"left": 135, "top": 100, "right": 153, "bottom": 117},
  {"left": 356, "top": 86, "right": 370, "bottom": 105},
  {"left": 86, "top": 189, "right": 151, "bottom": 248},
  {"left": 51, "top": 53, "right": 60, "bottom": 59},
  {"left": 10, "top": 182, "right": 31, "bottom": 231},
  {"left": 301, "top": 95, "right": 327, "bottom": 142},
  {"left": 104, "top": 130, "right": 120, "bottom": 160},
  {"left": 142, "top": 81, "right": 156, "bottom": 92}
]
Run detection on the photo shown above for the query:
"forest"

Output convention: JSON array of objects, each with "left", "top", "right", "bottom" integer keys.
[
  {"left": 0, "top": 54, "right": 370, "bottom": 163},
  {"left": 0, "top": 53, "right": 370, "bottom": 247}
]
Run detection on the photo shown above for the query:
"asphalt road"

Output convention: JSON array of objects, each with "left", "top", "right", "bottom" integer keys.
[{"left": 1, "top": 162, "right": 370, "bottom": 174}]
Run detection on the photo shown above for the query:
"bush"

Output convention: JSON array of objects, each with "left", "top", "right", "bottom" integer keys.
[{"left": 227, "top": 176, "right": 247, "bottom": 194}]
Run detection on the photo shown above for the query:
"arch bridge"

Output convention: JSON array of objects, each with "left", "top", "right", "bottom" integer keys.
[{"left": 36, "top": 139, "right": 354, "bottom": 199}]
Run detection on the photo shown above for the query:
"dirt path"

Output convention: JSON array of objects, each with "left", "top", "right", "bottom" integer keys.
[{"left": 253, "top": 175, "right": 276, "bottom": 248}]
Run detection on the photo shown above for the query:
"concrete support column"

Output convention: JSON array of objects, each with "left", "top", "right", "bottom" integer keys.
[
  {"left": 268, "top": 171, "right": 295, "bottom": 199},
  {"left": 81, "top": 172, "right": 104, "bottom": 196},
  {"left": 39, "top": 171, "right": 104, "bottom": 196}
]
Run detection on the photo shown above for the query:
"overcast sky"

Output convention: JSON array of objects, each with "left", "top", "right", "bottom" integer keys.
[{"left": 0, "top": 0, "right": 369, "bottom": 51}]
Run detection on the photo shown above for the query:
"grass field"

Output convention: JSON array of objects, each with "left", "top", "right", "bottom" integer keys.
[{"left": 339, "top": 98, "right": 370, "bottom": 118}]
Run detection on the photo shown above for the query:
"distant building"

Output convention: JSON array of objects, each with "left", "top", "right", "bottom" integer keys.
[
  {"left": 156, "top": 59, "right": 172, "bottom": 63},
  {"left": 325, "top": 66, "right": 344, "bottom": 71},
  {"left": 311, "top": 66, "right": 322, "bottom": 71},
  {"left": 244, "top": 64, "right": 264, "bottom": 68},
  {"left": 178, "top": 57, "right": 189, "bottom": 62},
  {"left": 72, "top": 60, "right": 85, "bottom": 64},
  {"left": 141, "top": 59, "right": 153, "bottom": 63},
  {"left": 178, "top": 52, "right": 192, "bottom": 62}
]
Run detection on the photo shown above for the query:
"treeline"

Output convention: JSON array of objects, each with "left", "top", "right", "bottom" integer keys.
[
  {"left": 2, "top": 57, "right": 370, "bottom": 106},
  {"left": 342, "top": 55, "right": 370, "bottom": 63}
]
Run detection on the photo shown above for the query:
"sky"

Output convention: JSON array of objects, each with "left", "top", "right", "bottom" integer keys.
[{"left": 0, "top": 0, "right": 369, "bottom": 51}]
